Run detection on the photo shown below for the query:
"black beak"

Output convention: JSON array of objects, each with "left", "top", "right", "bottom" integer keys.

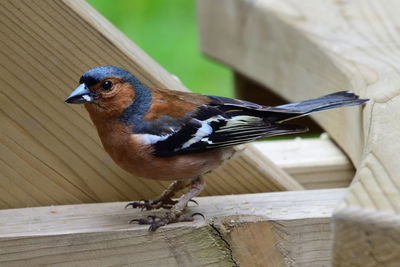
[{"left": 65, "top": 84, "right": 94, "bottom": 104}]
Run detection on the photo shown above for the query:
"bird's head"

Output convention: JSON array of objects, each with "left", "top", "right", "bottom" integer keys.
[{"left": 65, "top": 66, "right": 149, "bottom": 117}]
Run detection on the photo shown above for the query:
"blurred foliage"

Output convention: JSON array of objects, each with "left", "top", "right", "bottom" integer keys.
[{"left": 87, "top": 0, "right": 232, "bottom": 97}]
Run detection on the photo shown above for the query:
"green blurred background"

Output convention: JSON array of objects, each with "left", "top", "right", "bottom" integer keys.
[{"left": 87, "top": 0, "right": 233, "bottom": 97}]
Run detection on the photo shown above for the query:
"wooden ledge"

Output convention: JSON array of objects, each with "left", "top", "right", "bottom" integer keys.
[
  {"left": 0, "top": 189, "right": 345, "bottom": 266},
  {"left": 254, "top": 136, "right": 354, "bottom": 189}
]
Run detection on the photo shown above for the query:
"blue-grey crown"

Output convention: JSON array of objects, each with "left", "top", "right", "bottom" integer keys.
[{"left": 79, "top": 66, "right": 139, "bottom": 87}]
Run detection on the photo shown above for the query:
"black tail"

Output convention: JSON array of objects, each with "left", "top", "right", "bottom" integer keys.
[{"left": 271, "top": 91, "right": 368, "bottom": 122}]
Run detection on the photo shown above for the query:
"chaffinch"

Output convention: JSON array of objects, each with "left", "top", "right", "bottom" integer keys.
[{"left": 65, "top": 66, "right": 368, "bottom": 230}]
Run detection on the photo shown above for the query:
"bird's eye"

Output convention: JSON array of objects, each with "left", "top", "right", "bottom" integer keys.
[{"left": 102, "top": 80, "right": 113, "bottom": 91}]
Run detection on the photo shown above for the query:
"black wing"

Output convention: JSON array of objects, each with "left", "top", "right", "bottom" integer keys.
[
  {"left": 141, "top": 91, "right": 367, "bottom": 157},
  {"left": 151, "top": 104, "right": 307, "bottom": 157}
]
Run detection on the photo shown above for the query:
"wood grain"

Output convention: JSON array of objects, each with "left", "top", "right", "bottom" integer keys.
[
  {"left": 0, "top": 0, "right": 304, "bottom": 209},
  {"left": 197, "top": 0, "right": 367, "bottom": 166},
  {"left": 254, "top": 136, "right": 354, "bottom": 189},
  {"left": 197, "top": 0, "right": 400, "bottom": 265},
  {"left": 0, "top": 189, "right": 345, "bottom": 266}
]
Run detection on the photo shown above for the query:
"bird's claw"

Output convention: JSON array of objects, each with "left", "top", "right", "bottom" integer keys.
[
  {"left": 129, "top": 215, "right": 167, "bottom": 231},
  {"left": 125, "top": 198, "right": 177, "bottom": 211},
  {"left": 129, "top": 212, "right": 205, "bottom": 231}
]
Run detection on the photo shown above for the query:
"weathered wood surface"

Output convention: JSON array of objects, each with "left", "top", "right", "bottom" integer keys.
[
  {"left": 197, "top": 0, "right": 400, "bottom": 265},
  {"left": 0, "top": 0, "right": 305, "bottom": 209},
  {"left": 197, "top": 0, "right": 367, "bottom": 166},
  {"left": 254, "top": 135, "right": 354, "bottom": 189},
  {"left": 0, "top": 189, "right": 345, "bottom": 266}
]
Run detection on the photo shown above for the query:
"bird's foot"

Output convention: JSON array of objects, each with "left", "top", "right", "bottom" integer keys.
[
  {"left": 126, "top": 198, "right": 198, "bottom": 211},
  {"left": 125, "top": 198, "right": 177, "bottom": 211},
  {"left": 128, "top": 177, "right": 205, "bottom": 231},
  {"left": 129, "top": 211, "right": 204, "bottom": 231}
]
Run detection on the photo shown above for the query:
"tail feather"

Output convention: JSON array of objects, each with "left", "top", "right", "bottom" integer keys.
[
  {"left": 277, "top": 91, "right": 368, "bottom": 113},
  {"left": 272, "top": 91, "right": 368, "bottom": 122}
]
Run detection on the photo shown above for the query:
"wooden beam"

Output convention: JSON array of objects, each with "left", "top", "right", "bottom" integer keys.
[
  {"left": 197, "top": 0, "right": 400, "bottom": 265},
  {"left": 196, "top": 0, "right": 366, "bottom": 166},
  {"left": 199, "top": 131, "right": 356, "bottom": 196},
  {"left": 0, "top": 0, "right": 301, "bottom": 209},
  {"left": 0, "top": 189, "right": 345, "bottom": 266},
  {"left": 254, "top": 136, "right": 354, "bottom": 189}
]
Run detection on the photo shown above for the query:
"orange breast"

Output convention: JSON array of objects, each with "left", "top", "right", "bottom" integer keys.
[{"left": 108, "top": 135, "right": 233, "bottom": 180}]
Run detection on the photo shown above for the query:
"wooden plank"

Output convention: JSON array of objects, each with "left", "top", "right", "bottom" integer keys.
[
  {"left": 254, "top": 135, "right": 354, "bottom": 189},
  {"left": 0, "top": 0, "right": 301, "bottom": 209},
  {"left": 0, "top": 189, "right": 345, "bottom": 266},
  {"left": 197, "top": 0, "right": 400, "bottom": 265},
  {"left": 196, "top": 0, "right": 366, "bottom": 166}
]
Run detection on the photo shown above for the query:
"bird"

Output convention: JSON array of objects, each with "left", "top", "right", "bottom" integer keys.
[{"left": 65, "top": 66, "right": 368, "bottom": 231}]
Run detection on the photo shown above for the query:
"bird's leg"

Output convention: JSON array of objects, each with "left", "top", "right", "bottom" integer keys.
[
  {"left": 125, "top": 180, "right": 189, "bottom": 210},
  {"left": 130, "top": 176, "right": 205, "bottom": 231}
]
